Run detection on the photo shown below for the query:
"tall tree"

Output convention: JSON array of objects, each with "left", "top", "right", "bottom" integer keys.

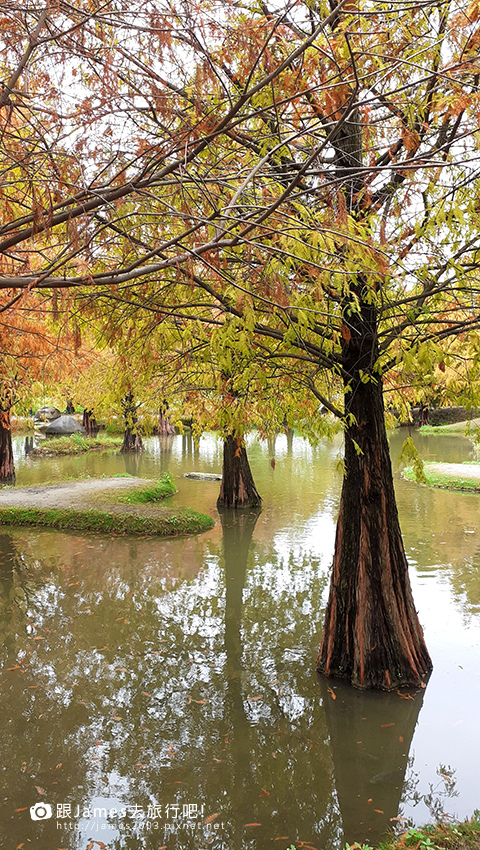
[{"left": 3, "top": 0, "right": 480, "bottom": 686}]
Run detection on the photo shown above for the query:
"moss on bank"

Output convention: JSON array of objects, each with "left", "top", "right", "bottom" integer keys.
[
  {"left": 32, "top": 434, "right": 123, "bottom": 455},
  {"left": 403, "top": 463, "right": 480, "bottom": 492},
  {"left": 0, "top": 504, "right": 213, "bottom": 536}
]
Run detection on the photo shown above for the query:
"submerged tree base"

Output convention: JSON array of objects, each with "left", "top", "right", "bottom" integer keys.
[{"left": 217, "top": 434, "right": 261, "bottom": 509}]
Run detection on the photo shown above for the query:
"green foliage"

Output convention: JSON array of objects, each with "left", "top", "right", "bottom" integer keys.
[
  {"left": 378, "top": 813, "right": 480, "bottom": 850},
  {"left": 35, "top": 434, "right": 123, "bottom": 455},
  {"left": 117, "top": 472, "right": 176, "bottom": 503},
  {"left": 398, "top": 437, "right": 427, "bottom": 484}
]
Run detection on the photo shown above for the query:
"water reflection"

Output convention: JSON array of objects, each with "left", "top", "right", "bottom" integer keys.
[
  {"left": 319, "top": 677, "right": 426, "bottom": 845},
  {"left": 1, "top": 430, "right": 480, "bottom": 847}
]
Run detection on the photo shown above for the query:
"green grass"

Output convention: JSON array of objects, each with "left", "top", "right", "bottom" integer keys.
[
  {"left": 117, "top": 471, "right": 176, "bottom": 503},
  {"left": 34, "top": 434, "right": 123, "bottom": 455},
  {"left": 369, "top": 813, "right": 480, "bottom": 850},
  {"left": 0, "top": 505, "right": 213, "bottom": 536},
  {"left": 403, "top": 463, "right": 480, "bottom": 492},
  {"left": 419, "top": 424, "right": 477, "bottom": 435}
]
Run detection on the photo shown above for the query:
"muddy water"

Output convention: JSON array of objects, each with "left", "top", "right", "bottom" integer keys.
[{"left": 1, "top": 429, "right": 480, "bottom": 849}]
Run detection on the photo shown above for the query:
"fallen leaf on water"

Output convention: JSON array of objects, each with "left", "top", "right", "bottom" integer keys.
[
  {"left": 35, "top": 786, "right": 46, "bottom": 795},
  {"left": 327, "top": 687, "right": 336, "bottom": 700},
  {"left": 204, "top": 813, "right": 219, "bottom": 824}
]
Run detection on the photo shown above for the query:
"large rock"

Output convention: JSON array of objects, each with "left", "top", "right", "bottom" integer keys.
[
  {"left": 45, "top": 415, "right": 84, "bottom": 435},
  {"left": 34, "top": 406, "right": 61, "bottom": 423}
]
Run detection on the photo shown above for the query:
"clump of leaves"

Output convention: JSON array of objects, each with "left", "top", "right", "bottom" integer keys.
[{"left": 398, "top": 437, "right": 427, "bottom": 484}]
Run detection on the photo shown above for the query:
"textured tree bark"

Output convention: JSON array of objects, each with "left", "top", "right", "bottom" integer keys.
[
  {"left": 120, "top": 391, "right": 143, "bottom": 453},
  {"left": 0, "top": 409, "right": 15, "bottom": 483},
  {"left": 317, "top": 370, "right": 433, "bottom": 689},
  {"left": 217, "top": 434, "right": 261, "bottom": 508}
]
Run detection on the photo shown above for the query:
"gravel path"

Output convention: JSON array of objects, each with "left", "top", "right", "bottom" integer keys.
[
  {"left": 425, "top": 462, "right": 480, "bottom": 481},
  {"left": 0, "top": 478, "right": 153, "bottom": 510}
]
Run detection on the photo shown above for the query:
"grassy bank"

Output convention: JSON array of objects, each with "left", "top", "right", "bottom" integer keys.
[
  {"left": 0, "top": 505, "right": 213, "bottom": 536},
  {"left": 403, "top": 462, "right": 480, "bottom": 492},
  {"left": 32, "top": 434, "right": 123, "bottom": 455},
  {"left": 117, "top": 472, "right": 177, "bottom": 503},
  {"left": 352, "top": 813, "right": 480, "bottom": 850},
  {"left": 419, "top": 425, "right": 468, "bottom": 435}
]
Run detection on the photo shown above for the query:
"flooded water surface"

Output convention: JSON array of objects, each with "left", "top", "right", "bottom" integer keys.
[{"left": 1, "top": 430, "right": 480, "bottom": 849}]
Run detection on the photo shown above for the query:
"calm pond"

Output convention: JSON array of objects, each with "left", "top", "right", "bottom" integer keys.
[{"left": 2, "top": 429, "right": 480, "bottom": 850}]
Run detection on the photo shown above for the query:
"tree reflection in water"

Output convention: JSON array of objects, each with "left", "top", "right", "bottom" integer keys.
[{"left": 0, "top": 519, "right": 454, "bottom": 850}]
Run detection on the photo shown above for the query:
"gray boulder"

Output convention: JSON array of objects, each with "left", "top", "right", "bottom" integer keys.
[
  {"left": 45, "top": 415, "right": 84, "bottom": 435},
  {"left": 34, "top": 406, "right": 61, "bottom": 422}
]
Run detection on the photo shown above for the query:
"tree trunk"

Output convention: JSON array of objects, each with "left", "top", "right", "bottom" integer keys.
[
  {"left": 0, "top": 409, "right": 15, "bottom": 484},
  {"left": 120, "top": 391, "right": 143, "bottom": 453},
  {"left": 217, "top": 434, "right": 261, "bottom": 509},
  {"left": 317, "top": 371, "right": 432, "bottom": 689},
  {"left": 82, "top": 408, "right": 98, "bottom": 436},
  {"left": 158, "top": 401, "right": 175, "bottom": 436}
]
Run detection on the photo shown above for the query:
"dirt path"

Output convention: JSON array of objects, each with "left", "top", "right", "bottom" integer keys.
[
  {"left": 425, "top": 462, "right": 480, "bottom": 481},
  {"left": 0, "top": 477, "right": 153, "bottom": 510}
]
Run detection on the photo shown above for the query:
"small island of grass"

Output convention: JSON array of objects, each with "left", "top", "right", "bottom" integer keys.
[
  {"left": 31, "top": 433, "right": 123, "bottom": 455},
  {"left": 403, "top": 462, "right": 480, "bottom": 493},
  {"left": 0, "top": 474, "right": 213, "bottom": 536}
]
